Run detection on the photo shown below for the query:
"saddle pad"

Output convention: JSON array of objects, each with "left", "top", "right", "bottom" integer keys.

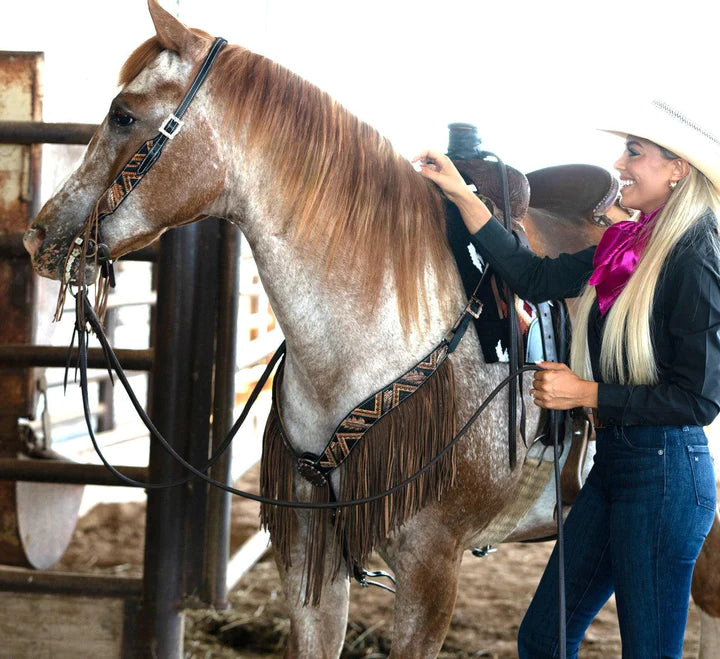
[{"left": 445, "top": 200, "right": 529, "bottom": 363}]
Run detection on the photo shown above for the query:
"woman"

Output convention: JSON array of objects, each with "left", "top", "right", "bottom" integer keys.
[{"left": 416, "top": 99, "right": 720, "bottom": 658}]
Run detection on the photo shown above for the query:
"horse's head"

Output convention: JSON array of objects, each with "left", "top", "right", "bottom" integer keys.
[{"left": 24, "top": 0, "right": 227, "bottom": 281}]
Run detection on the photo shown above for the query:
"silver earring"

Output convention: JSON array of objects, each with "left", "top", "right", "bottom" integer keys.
[{"left": 669, "top": 180, "right": 678, "bottom": 190}]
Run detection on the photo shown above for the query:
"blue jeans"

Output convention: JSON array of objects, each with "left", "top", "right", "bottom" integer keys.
[{"left": 518, "top": 425, "right": 716, "bottom": 658}]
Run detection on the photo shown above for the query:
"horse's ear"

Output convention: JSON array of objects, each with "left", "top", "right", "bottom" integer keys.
[{"left": 147, "top": 0, "right": 204, "bottom": 57}]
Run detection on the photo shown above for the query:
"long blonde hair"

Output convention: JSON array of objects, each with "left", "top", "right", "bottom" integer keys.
[{"left": 570, "top": 164, "right": 720, "bottom": 385}]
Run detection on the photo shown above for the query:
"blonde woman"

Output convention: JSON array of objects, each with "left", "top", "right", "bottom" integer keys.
[{"left": 416, "top": 100, "right": 719, "bottom": 658}]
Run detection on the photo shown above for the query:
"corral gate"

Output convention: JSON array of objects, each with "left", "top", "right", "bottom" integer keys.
[{"left": 0, "top": 50, "right": 246, "bottom": 658}]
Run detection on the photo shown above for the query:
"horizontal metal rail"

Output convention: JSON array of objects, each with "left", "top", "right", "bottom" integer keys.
[
  {"left": 0, "top": 565, "right": 141, "bottom": 597},
  {"left": 0, "top": 345, "right": 153, "bottom": 370},
  {"left": 0, "top": 120, "right": 97, "bottom": 145},
  {"left": 27, "top": 401, "right": 108, "bottom": 427},
  {"left": 0, "top": 458, "right": 148, "bottom": 486}
]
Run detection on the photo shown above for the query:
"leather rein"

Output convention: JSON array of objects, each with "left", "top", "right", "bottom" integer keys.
[
  {"left": 62, "top": 33, "right": 544, "bottom": 510},
  {"left": 75, "top": 294, "right": 541, "bottom": 509}
]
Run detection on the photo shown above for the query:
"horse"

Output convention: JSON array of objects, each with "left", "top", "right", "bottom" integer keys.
[{"left": 23, "top": 1, "right": 720, "bottom": 656}]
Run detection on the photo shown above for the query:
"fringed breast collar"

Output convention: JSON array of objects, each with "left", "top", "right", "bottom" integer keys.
[
  {"left": 272, "top": 285, "right": 482, "bottom": 492},
  {"left": 260, "top": 280, "right": 484, "bottom": 605},
  {"left": 273, "top": 341, "right": 452, "bottom": 487}
]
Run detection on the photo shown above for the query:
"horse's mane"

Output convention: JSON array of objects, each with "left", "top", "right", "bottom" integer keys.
[{"left": 120, "top": 37, "right": 459, "bottom": 331}]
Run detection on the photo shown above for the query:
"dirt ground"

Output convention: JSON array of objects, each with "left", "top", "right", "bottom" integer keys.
[{"left": 55, "top": 468, "right": 701, "bottom": 658}]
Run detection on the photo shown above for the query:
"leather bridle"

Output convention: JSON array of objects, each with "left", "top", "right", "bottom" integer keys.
[
  {"left": 56, "top": 36, "right": 228, "bottom": 321},
  {"left": 90, "top": 36, "right": 228, "bottom": 234}
]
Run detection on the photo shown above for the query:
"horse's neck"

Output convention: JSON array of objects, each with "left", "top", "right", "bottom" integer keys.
[
  {"left": 225, "top": 189, "right": 457, "bottom": 452},
  {"left": 253, "top": 229, "right": 455, "bottom": 447}
]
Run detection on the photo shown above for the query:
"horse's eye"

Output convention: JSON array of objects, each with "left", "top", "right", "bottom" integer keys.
[{"left": 110, "top": 109, "right": 135, "bottom": 127}]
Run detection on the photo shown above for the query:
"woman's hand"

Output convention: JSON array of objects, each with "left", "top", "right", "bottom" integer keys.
[
  {"left": 414, "top": 149, "right": 474, "bottom": 202},
  {"left": 414, "top": 149, "right": 492, "bottom": 233},
  {"left": 530, "top": 362, "right": 599, "bottom": 410}
]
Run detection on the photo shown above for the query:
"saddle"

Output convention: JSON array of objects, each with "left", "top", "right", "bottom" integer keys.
[
  {"left": 527, "top": 163, "right": 618, "bottom": 218},
  {"left": 522, "top": 163, "right": 634, "bottom": 257},
  {"left": 446, "top": 155, "right": 619, "bottom": 504}
]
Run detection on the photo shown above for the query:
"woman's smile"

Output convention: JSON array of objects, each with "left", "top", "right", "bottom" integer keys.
[{"left": 614, "top": 136, "right": 680, "bottom": 213}]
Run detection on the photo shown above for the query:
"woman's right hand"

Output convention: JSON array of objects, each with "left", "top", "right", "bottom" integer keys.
[
  {"left": 414, "top": 149, "right": 493, "bottom": 233},
  {"left": 413, "top": 149, "right": 473, "bottom": 202}
]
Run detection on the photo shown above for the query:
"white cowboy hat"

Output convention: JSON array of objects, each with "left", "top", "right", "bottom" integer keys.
[{"left": 599, "top": 98, "right": 720, "bottom": 197}]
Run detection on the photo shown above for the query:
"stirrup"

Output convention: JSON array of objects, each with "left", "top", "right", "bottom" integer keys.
[{"left": 353, "top": 564, "right": 396, "bottom": 594}]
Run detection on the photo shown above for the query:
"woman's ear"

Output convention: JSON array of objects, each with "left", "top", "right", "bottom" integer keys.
[{"left": 672, "top": 158, "right": 691, "bottom": 183}]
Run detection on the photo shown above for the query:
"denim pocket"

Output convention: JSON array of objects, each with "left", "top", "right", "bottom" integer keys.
[
  {"left": 616, "top": 426, "right": 665, "bottom": 452},
  {"left": 687, "top": 445, "right": 717, "bottom": 511}
]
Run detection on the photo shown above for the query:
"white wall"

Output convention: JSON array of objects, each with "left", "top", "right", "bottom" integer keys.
[{"left": 1, "top": 0, "right": 718, "bottom": 176}]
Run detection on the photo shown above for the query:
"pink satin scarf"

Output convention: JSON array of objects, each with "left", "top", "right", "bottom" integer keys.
[{"left": 588, "top": 205, "right": 664, "bottom": 315}]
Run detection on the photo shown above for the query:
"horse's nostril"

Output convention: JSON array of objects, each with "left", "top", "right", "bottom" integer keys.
[{"left": 23, "top": 225, "right": 47, "bottom": 257}]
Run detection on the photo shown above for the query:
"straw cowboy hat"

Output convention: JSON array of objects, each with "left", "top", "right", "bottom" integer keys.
[{"left": 600, "top": 98, "right": 720, "bottom": 196}]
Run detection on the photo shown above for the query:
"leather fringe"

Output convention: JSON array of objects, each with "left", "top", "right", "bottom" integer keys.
[
  {"left": 259, "top": 408, "right": 297, "bottom": 569},
  {"left": 261, "top": 358, "right": 458, "bottom": 606}
]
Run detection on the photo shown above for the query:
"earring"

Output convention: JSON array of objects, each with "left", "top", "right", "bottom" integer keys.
[{"left": 669, "top": 180, "right": 678, "bottom": 190}]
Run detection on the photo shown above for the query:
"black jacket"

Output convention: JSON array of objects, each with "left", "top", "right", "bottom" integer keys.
[{"left": 470, "top": 213, "right": 720, "bottom": 427}]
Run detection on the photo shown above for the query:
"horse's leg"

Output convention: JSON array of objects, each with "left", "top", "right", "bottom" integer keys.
[
  {"left": 692, "top": 511, "right": 720, "bottom": 659},
  {"left": 382, "top": 519, "right": 464, "bottom": 658},
  {"left": 275, "top": 514, "right": 350, "bottom": 659}
]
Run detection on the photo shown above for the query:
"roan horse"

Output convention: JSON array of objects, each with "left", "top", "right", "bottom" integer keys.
[{"left": 23, "top": 1, "right": 720, "bottom": 656}]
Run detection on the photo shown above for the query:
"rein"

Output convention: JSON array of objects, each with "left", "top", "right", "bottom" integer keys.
[
  {"left": 58, "top": 28, "right": 541, "bottom": 510},
  {"left": 479, "top": 154, "right": 567, "bottom": 658},
  {"left": 74, "top": 291, "right": 541, "bottom": 510}
]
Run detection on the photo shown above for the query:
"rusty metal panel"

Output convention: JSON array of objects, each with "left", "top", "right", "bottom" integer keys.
[
  {"left": 0, "top": 52, "right": 42, "bottom": 229},
  {"left": 0, "top": 52, "right": 42, "bottom": 424}
]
